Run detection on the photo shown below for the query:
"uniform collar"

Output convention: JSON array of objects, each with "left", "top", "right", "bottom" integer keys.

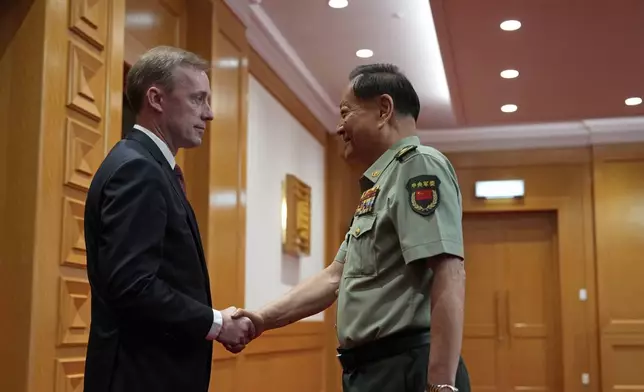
[{"left": 359, "top": 136, "right": 421, "bottom": 191}]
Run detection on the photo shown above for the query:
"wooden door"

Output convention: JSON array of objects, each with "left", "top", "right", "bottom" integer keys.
[{"left": 461, "top": 211, "right": 563, "bottom": 392}]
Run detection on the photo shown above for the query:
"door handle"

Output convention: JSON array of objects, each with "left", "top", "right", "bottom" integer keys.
[
  {"left": 495, "top": 291, "right": 504, "bottom": 342},
  {"left": 505, "top": 290, "right": 511, "bottom": 345}
]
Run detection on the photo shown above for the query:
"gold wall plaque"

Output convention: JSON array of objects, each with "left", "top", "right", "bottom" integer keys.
[{"left": 281, "top": 174, "right": 312, "bottom": 256}]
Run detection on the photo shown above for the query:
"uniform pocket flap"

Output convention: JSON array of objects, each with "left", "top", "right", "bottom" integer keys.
[{"left": 350, "top": 215, "right": 376, "bottom": 239}]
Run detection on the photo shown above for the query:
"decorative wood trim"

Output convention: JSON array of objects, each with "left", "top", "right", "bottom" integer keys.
[
  {"left": 248, "top": 47, "right": 328, "bottom": 146},
  {"left": 446, "top": 146, "right": 592, "bottom": 169},
  {"left": 592, "top": 142, "right": 644, "bottom": 162},
  {"left": 215, "top": 0, "right": 246, "bottom": 51},
  {"left": 212, "top": 321, "right": 325, "bottom": 360},
  {"left": 422, "top": 117, "right": 644, "bottom": 153}
]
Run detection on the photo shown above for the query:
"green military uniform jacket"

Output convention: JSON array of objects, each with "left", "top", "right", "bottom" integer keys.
[{"left": 334, "top": 136, "right": 464, "bottom": 349}]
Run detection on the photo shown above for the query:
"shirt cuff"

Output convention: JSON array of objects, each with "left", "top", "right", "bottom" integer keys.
[
  {"left": 402, "top": 239, "right": 464, "bottom": 264},
  {"left": 206, "top": 309, "right": 223, "bottom": 340}
]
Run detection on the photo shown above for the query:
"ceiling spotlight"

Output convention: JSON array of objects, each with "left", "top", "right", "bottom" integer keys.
[
  {"left": 500, "top": 69, "right": 519, "bottom": 79},
  {"left": 328, "top": 0, "right": 348, "bottom": 9},
  {"left": 625, "top": 97, "right": 642, "bottom": 106},
  {"left": 356, "top": 49, "right": 373, "bottom": 58},
  {"left": 500, "top": 20, "right": 521, "bottom": 31},
  {"left": 501, "top": 104, "right": 518, "bottom": 113}
]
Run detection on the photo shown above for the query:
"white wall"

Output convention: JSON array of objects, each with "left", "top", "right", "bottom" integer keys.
[{"left": 245, "top": 75, "right": 326, "bottom": 321}]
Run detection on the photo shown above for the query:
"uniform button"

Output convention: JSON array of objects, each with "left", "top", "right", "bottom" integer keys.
[
  {"left": 372, "top": 170, "right": 380, "bottom": 177},
  {"left": 355, "top": 227, "right": 360, "bottom": 235}
]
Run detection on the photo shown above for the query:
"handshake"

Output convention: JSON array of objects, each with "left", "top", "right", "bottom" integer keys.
[{"left": 214, "top": 307, "right": 264, "bottom": 354}]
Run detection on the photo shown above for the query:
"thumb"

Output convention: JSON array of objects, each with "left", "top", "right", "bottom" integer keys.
[{"left": 231, "top": 308, "right": 246, "bottom": 319}]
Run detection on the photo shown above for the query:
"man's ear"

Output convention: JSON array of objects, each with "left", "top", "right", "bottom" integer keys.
[
  {"left": 377, "top": 94, "right": 394, "bottom": 128},
  {"left": 146, "top": 86, "right": 163, "bottom": 113}
]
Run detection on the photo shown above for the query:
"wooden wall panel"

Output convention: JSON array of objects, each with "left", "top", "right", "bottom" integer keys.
[
  {"left": 28, "top": 0, "right": 125, "bottom": 391},
  {"left": 124, "top": 0, "right": 186, "bottom": 65},
  {"left": 239, "top": 5, "right": 330, "bottom": 391},
  {"left": 0, "top": 0, "right": 128, "bottom": 391},
  {"left": 324, "top": 135, "right": 362, "bottom": 392},
  {"left": 593, "top": 143, "right": 644, "bottom": 392},
  {"left": 446, "top": 147, "right": 599, "bottom": 392},
  {"left": 0, "top": 2, "right": 46, "bottom": 391},
  {"left": 183, "top": 2, "right": 329, "bottom": 390}
]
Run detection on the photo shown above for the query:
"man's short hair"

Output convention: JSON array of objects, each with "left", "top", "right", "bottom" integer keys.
[
  {"left": 126, "top": 46, "right": 209, "bottom": 114},
  {"left": 348, "top": 63, "right": 421, "bottom": 122}
]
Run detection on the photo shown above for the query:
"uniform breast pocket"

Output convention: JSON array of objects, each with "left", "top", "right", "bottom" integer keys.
[{"left": 344, "top": 215, "right": 378, "bottom": 278}]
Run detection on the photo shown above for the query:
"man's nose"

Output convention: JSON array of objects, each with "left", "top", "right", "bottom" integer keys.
[{"left": 204, "top": 103, "right": 214, "bottom": 121}]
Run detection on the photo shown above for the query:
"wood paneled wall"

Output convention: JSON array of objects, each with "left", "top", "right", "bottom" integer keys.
[
  {"left": 1, "top": 0, "right": 125, "bottom": 390},
  {"left": 592, "top": 143, "right": 644, "bottom": 392},
  {"left": 446, "top": 147, "right": 599, "bottom": 392},
  {"left": 436, "top": 144, "right": 644, "bottom": 392},
  {"left": 0, "top": 0, "right": 332, "bottom": 391},
  {"left": 0, "top": 2, "right": 48, "bottom": 390},
  {"left": 324, "top": 136, "right": 362, "bottom": 392}
]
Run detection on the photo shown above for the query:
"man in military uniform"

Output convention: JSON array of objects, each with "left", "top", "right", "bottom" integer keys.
[{"left": 232, "top": 63, "right": 470, "bottom": 392}]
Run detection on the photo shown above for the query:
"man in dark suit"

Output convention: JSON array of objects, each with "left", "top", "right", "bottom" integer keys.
[{"left": 83, "top": 46, "right": 254, "bottom": 392}]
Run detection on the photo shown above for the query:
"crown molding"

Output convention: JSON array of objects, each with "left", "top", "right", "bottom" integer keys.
[
  {"left": 223, "top": 0, "right": 338, "bottom": 132},
  {"left": 419, "top": 117, "right": 644, "bottom": 152}
]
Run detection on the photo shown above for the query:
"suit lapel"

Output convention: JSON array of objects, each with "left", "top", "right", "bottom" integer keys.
[{"left": 127, "top": 131, "right": 212, "bottom": 303}]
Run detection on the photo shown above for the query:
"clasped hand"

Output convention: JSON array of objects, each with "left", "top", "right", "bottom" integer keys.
[{"left": 215, "top": 307, "right": 265, "bottom": 354}]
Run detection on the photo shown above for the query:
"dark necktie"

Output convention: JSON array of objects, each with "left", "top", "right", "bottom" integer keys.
[{"left": 174, "top": 164, "right": 186, "bottom": 195}]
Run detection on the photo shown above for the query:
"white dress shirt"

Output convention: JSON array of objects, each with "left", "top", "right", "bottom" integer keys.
[{"left": 134, "top": 124, "right": 223, "bottom": 340}]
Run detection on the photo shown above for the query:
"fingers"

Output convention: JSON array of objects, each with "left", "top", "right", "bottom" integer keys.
[
  {"left": 223, "top": 343, "right": 245, "bottom": 354},
  {"left": 247, "top": 317, "right": 256, "bottom": 339},
  {"left": 231, "top": 308, "right": 246, "bottom": 319},
  {"left": 224, "top": 306, "right": 237, "bottom": 314}
]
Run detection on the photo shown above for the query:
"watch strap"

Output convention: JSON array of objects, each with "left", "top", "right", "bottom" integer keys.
[{"left": 427, "top": 384, "right": 459, "bottom": 392}]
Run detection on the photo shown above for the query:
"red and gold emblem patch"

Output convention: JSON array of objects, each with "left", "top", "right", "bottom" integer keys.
[{"left": 406, "top": 175, "right": 440, "bottom": 216}]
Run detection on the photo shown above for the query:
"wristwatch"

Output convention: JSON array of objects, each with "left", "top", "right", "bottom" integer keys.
[{"left": 426, "top": 384, "right": 459, "bottom": 392}]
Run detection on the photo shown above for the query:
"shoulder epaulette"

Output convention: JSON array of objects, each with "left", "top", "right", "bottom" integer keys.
[{"left": 395, "top": 145, "right": 418, "bottom": 162}]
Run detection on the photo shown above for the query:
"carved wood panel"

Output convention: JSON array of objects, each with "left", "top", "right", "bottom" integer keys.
[
  {"left": 68, "top": 0, "right": 109, "bottom": 50},
  {"left": 55, "top": 357, "right": 86, "bottom": 392},
  {"left": 57, "top": 277, "right": 91, "bottom": 346},
  {"left": 60, "top": 196, "right": 87, "bottom": 268},
  {"left": 54, "top": 0, "right": 112, "bottom": 391}
]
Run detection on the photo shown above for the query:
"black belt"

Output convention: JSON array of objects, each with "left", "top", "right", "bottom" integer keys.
[{"left": 336, "top": 329, "right": 430, "bottom": 371}]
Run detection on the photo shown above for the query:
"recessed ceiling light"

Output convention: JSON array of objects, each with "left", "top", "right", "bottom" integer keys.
[
  {"left": 500, "top": 69, "right": 519, "bottom": 79},
  {"left": 328, "top": 0, "right": 348, "bottom": 9},
  {"left": 625, "top": 97, "right": 642, "bottom": 106},
  {"left": 500, "top": 20, "right": 521, "bottom": 31},
  {"left": 356, "top": 49, "right": 373, "bottom": 58},
  {"left": 501, "top": 104, "right": 518, "bottom": 113}
]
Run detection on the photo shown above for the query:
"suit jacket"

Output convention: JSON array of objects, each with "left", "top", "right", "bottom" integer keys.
[{"left": 84, "top": 129, "right": 214, "bottom": 392}]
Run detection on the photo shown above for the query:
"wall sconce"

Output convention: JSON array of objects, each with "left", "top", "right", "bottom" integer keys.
[
  {"left": 281, "top": 174, "right": 311, "bottom": 257},
  {"left": 475, "top": 179, "right": 525, "bottom": 199}
]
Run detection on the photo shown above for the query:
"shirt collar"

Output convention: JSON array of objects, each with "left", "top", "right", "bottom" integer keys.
[
  {"left": 133, "top": 124, "right": 176, "bottom": 169},
  {"left": 359, "top": 135, "right": 421, "bottom": 191}
]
